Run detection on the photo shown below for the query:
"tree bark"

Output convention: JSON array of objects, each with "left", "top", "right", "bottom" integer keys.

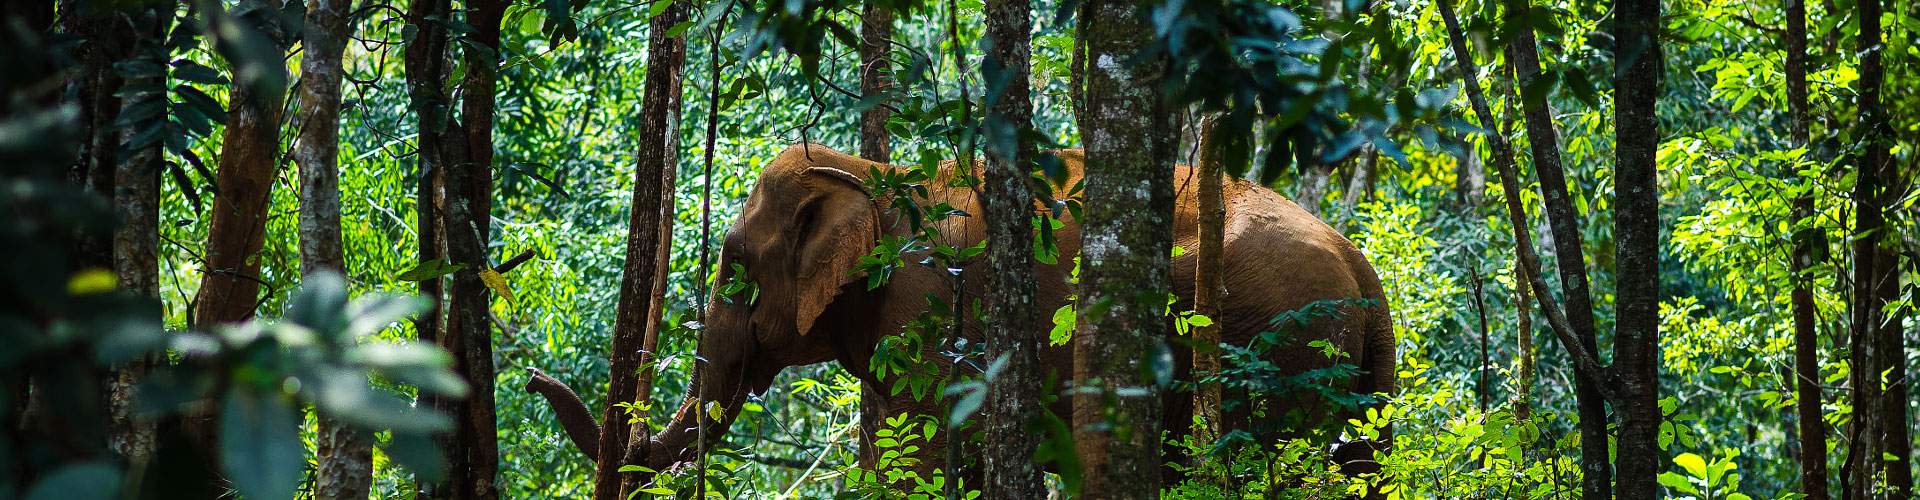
[
  {"left": 1608, "top": 0, "right": 1665, "bottom": 494},
  {"left": 1498, "top": 0, "right": 1613, "bottom": 494},
  {"left": 192, "top": 81, "right": 285, "bottom": 328},
  {"left": 860, "top": 3, "right": 894, "bottom": 163},
  {"left": 403, "top": 0, "right": 454, "bottom": 494},
  {"left": 297, "top": 0, "right": 369, "bottom": 497},
  {"left": 107, "top": 5, "right": 170, "bottom": 471},
  {"left": 980, "top": 0, "right": 1046, "bottom": 494},
  {"left": 856, "top": 1, "right": 895, "bottom": 473},
  {"left": 1783, "top": 0, "right": 1831, "bottom": 496},
  {"left": 592, "top": 2, "right": 688, "bottom": 497},
  {"left": 440, "top": 1, "right": 508, "bottom": 497},
  {"left": 1073, "top": 0, "right": 1174, "bottom": 494},
  {"left": 61, "top": 0, "right": 130, "bottom": 274},
  {"left": 1845, "top": 0, "right": 1887, "bottom": 494},
  {"left": 1849, "top": 0, "right": 1909, "bottom": 494},
  {"left": 1433, "top": 0, "right": 1612, "bottom": 400},
  {"left": 1192, "top": 116, "right": 1225, "bottom": 450},
  {"left": 1513, "top": 261, "right": 1535, "bottom": 420}
]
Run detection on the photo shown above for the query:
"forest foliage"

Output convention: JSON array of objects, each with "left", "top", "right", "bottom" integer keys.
[{"left": 1, "top": 0, "right": 1916, "bottom": 497}]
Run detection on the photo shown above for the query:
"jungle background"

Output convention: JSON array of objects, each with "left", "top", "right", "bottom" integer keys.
[{"left": 0, "top": 0, "right": 1915, "bottom": 496}]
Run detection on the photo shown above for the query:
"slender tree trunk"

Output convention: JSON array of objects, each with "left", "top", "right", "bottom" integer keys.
[
  {"left": 1609, "top": 0, "right": 1665, "bottom": 494},
  {"left": 980, "top": 0, "right": 1045, "bottom": 494},
  {"left": 298, "top": 0, "right": 369, "bottom": 497},
  {"left": 1514, "top": 261, "right": 1535, "bottom": 420},
  {"left": 107, "top": 5, "right": 170, "bottom": 472},
  {"left": 1192, "top": 116, "right": 1225, "bottom": 449},
  {"left": 1296, "top": 165, "right": 1332, "bottom": 216},
  {"left": 614, "top": 3, "right": 691, "bottom": 496},
  {"left": 855, "top": 1, "right": 895, "bottom": 474},
  {"left": 440, "top": 1, "right": 508, "bottom": 497},
  {"left": 1191, "top": 115, "right": 1229, "bottom": 491},
  {"left": 1783, "top": 0, "right": 1831, "bottom": 496},
  {"left": 860, "top": 3, "right": 893, "bottom": 163},
  {"left": 591, "top": 2, "right": 688, "bottom": 496},
  {"left": 1846, "top": 0, "right": 1890, "bottom": 494},
  {"left": 1887, "top": 255, "right": 1915, "bottom": 495},
  {"left": 1499, "top": 0, "right": 1614, "bottom": 494},
  {"left": 1073, "top": 0, "right": 1174, "bottom": 494},
  {"left": 1854, "top": 0, "right": 1911, "bottom": 491},
  {"left": 403, "top": 0, "right": 454, "bottom": 494},
  {"left": 1436, "top": 8, "right": 1625, "bottom": 496}
]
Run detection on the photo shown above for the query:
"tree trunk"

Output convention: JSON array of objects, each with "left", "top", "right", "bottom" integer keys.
[
  {"left": 297, "top": 0, "right": 369, "bottom": 497},
  {"left": 591, "top": 2, "right": 688, "bottom": 496},
  {"left": 107, "top": 5, "right": 170, "bottom": 472},
  {"left": 1609, "top": 0, "right": 1665, "bottom": 494},
  {"left": 1436, "top": 7, "right": 1624, "bottom": 494},
  {"left": 403, "top": 0, "right": 454, "bottom": 494},
  {"left": 1192, "top": 115, "right": 1225, "bottom": 446},
  {"left": 1073, "top": 0, "right": 1174, "bottom": 494},
  {"left": 1783, "top": 0, "right": 1831, "bottom": 496},
  {"left": 1845, "top": 0, "right": 1888, "bottom": 494},
  {"left": 440, "top": 1, "right": 508, "bottom": 497},
  {"left": 860, "top": 3, "right": 893, "bottom": 163},
  {"left": 1853, "top": 0, "right": 1910, "bottom": 492},
  {"left": 856, "top": 1, "right": 895, "bottom": 473},
  {"left": 61, "top": 0, "right": 130, "bottom": 274},
  {"left": 980, "top": 0, "right": 1045, "bottom": 494},
  {"left": 1513, "top": 261, "right": 1535, "bottom": 420},
  {"left": 192, "top": 80, "right": 285, "bottom": 328},
  {"left": 1499, "top": 0, "right": 1614, "bottom": 494}
]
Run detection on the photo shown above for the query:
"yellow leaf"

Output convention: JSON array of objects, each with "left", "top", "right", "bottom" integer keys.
[
  {"left": 478, "top": 268, "right": 515, "bottom": 304},
  {"left": 67, "top": 268, "right": 118, "bottom": 295}
]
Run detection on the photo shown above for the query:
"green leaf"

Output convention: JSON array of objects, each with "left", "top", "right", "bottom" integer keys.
[
  {"left": 398, "top": 259, "right": 467, "bottom": 281},
  {"left": 1049, "top": 305, "right": 1075, "bottom": 345},
  {"left": 170, "top": 59, "right": 228, "bottom": 85},
  {"left": 1657, "top": 472, "right": 1697, "bottom": 494},
  {"left": 221, "top": 388, "right": 304, "bottom": 500},
  {"left": 25, "top": 461, "right": 121, "bottom": 500}
]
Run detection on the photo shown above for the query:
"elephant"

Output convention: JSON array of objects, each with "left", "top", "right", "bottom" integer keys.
[{"left": 635, "top": 143, "right": 1397, "bottom": 481}]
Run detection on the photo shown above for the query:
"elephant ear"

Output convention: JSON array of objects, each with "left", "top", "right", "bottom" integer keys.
[{"left": 789, "top": 166, "right": 877, "bottom": 336}]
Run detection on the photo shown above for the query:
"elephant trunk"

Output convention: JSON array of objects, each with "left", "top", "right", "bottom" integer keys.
[{"left": 643, "top": 322, "right": 770, "bottom": 473}]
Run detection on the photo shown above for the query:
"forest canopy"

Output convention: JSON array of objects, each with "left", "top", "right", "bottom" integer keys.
[{"left": 0, "top": 0, "right": 1915, "bottom": 497}]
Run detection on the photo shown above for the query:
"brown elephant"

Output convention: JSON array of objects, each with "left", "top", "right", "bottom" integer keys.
[{"left": 638, "top": 143, "right": 1396, "bottom": 480}]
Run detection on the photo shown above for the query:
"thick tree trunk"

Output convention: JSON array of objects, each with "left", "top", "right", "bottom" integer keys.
[
  {"left": 1609, "top": 0, "right": 1664, "bottom": 494},
  {"left": 1073, "top": 0, "right": 1174, "bottom": 494},
  {"left": 1783, "top": 0, "right": 1831, "bottom": 496},
  {"left": 403, "top": 0, "right": 454, "bottom": 494},
  {"left": 1498, "top": 1, "right": 1614, "bottom": 494},
  {"left": 107, "top": 5, "right": 170, "bottom": 471},
  {"left": 297, "top": 0, "right": 369, "bottom": 497},
  {"left": 62, "top": 1, "right": 130, "bottom": 274},
  {"left": 192, "top": 80, "right": 284, "bottom": 328},
  {"left": 591, "top": 2, "right": 688, "bottom": 497},
  {"left": 980, "top": 0, "right": 1046, "bottom": 494},
  {"left": 856, "top": 1, "right": 895, "bottom": 473}
]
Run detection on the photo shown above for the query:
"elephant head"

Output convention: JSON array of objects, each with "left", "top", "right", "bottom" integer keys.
[{"left": 644, "top": 145, "right": 882, "bottom": 470}]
